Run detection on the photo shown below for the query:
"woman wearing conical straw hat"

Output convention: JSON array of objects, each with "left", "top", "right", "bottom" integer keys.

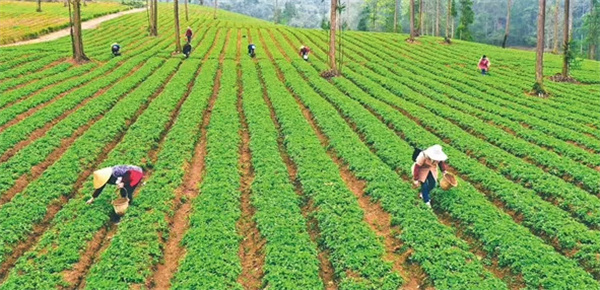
[
  {"left": 412, "top": 145, "right": 448, "bottom": 208},
  {"left": 87, "top": 165, "right": 144, "bottom": 205}
]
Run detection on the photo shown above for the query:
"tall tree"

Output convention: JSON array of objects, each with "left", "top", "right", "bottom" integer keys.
[
  {"left": 502, "top": 0, "right": 511, "bottom": 47},
  {"left": 329, "top": 0, "right": 338, "bottom": 73},
  {"left": 535, "top": 0, "right": 546, "bottom": 93},
  {"left": 419, "top": 0, "right": 424, "bottom": 35},
  {"left": 213, "top": 0, "right": 218, "bottom": 19},
  {"left": 149, "top": 0, "right": 158, "bottom": 36},
  {"left": 185, "top": 0, "right": 189, "bottom": 21},
  {"left": 552, "top": 0, "right": 560, "bottom": 53},
  {"left": 37, "top": 0, "right": 42, "bottom": 12},
  {"left": 69, "top": 0, "right": 88, "bottom": 63},
  {"left": 457, "top": 0, "right": 474, "bottom": 40},
  {"left": 562, "top": 0, "right": 570, "bottom": 76},
  {"left": 394, "top": 0, "right": 399, "bottom": 32},
  {"left": 446, "top": 0, "right": 451, "bottom": 38},
  {"left": 451, "top": 0, "right": 456, "bottom": 37},
  {"left": 585, "top": 0, "right": 599, "bottom": 59},
  {"left": 410, "top": 0, "right": 416, "bottom": 40},
  {"left": 174, "top": 0, "right": 182, "bottom": 52},
  {"left": 436, "top": 0, "right": 439, "bottom": 36}
]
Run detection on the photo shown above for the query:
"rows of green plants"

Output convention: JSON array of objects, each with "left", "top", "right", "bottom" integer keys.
[
  {"left": 346, "top": 62, "right": 600, "bottom": 227},
  {"left": 0, "top": 56, "right": 161, "bottom": 198},
  {"left": 342, "top": 45, "right": 600, "bottom": 195},
  {"left": 357, "top": 33, "right": 600, "bottom": 147},
  {"left": 240, "top": 58, "right": 323, "bottom": 289},
  {"left": 269, "top": 29, "right": 509, "bottom": 289},
  {"left": 255, "top": 56, "right": 402, "bottom": 288},
  {"left": 0, "top": 61, "right": 71, "bottom": 93},
  {"left": 404, "top": 36, "right": 600, "bottom": 124},
  {"left": 0, "top": 58, "right": 182, "bottom": 290},
  {"left": 0, "top": 31, "right": 176, "bottom": 154},
  {"left": 333, "top": 66, "right": 600, "bottom": 287},
  {"left": 0, "top": 54, "right": 59, "bottom": 79},
  {"left": 0, "top": 52, "right": 185, "bottom": 269},
  {"left": 351, "top": 44, "right": 600, "bottom": 169},
  {"left": 171, "top": 60, "right": 242, "bottom": 289},
  {"left": 84, "top": 58, "right": 206, "bottom": 288}
]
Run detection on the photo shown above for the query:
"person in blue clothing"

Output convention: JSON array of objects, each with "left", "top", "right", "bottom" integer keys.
[
  {"left": 111, "top": 43, "right": 121, "bottom": 56},
  {"left": 248, "top": 43, "right": 256, "bottom": 58}
]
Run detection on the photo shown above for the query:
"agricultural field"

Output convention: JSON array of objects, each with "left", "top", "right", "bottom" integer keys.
[
  {"left": 0, "top": 0, "right": 129, "bottom": 45},
  {"left": 0, "top": 3, "right": 599, "bottom": 290}
]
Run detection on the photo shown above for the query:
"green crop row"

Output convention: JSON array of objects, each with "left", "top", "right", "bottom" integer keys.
[
  {"left": 0, "top": 54, "right": 63, "bottom": 80},
  {"left": 84, "top": 58, "right": 205, "bottom": 288},
  {"left": 172, "top": 60, "right": 242, "bottom": 289},
  {"left": 255, "top": 57, "right": 401, "bottom": 288},
  {"left": 269, "top": 30, "right": 508, "bottom": 288},
  {"left": 0, "top": 62, "right": 72, "bottom": 93},
  {"left": 0, "top": 56, "right": 161, "bottom": 200},
  {"left": 240, "top": 58, "right": 323, "bottom": 289},
  {"left": 0, "top": 59, "right": 182, "bottom": 290},
  {"left": 0, "top": 53, "right": 51, "bottom": 74},
  {"left": 335, "top": 66, "right": 600, "bottom": 288}
]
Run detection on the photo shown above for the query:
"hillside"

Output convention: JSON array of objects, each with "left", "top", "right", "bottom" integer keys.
[{"left": 0, "top": 4, "right": 599, "bottom": 289}]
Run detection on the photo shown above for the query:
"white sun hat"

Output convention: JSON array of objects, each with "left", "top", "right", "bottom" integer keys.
[{"left": 423, "top": 144, "right": 447, "bottom": 161}]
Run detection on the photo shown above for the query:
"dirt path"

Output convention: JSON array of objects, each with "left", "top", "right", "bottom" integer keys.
[{"left": 0, "top": 8, "right": 145, "bottom": 48}]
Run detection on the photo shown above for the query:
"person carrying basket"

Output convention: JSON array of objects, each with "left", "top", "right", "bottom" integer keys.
[
  {"left": 87, "top": 165, "right": 144, "bottom": 206},
  {"left": 411, "top": 145, "right": 449, "bottom": 208}
]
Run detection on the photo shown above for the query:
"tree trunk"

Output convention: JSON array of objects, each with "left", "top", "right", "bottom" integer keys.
[
  {"left": 274, "top": 0, "right": 278, "bottom": 24},
  {"left": 502, "top": 0, "right": 511, "bottom": 48},
  {"left": 149, "top": 0, "right": 158, "bottom": 36},
  {"left": 185, "top": 0, "right": 188, "bottom": 21},
  {"left": 435, "top": 0, "right": 439, "bottom": 36},
  {"left": 70, "top": 0, "right": 88, "bottom": 63},
  {"left": 329, "top": 0, "right": 338, "bottom": 72},
  {"left": 83, "top": 0, "right": 86, "bottom": 7},
  {"left": 446, "top": 0, "right": 451, "bottom": 38},
  {"left": 37, "top": 0, "right": 41, "bottom": 12},
  {"left": 562, "top": 0, "right": 570, "bottom": 76},
  {"left": 410, "top": 0, "right": 415, "bottom": 40},
  {"left": 174, "top": 0, "right": 182, "bottom": 52},
  {"left": 590, "top": 0, "right": 597, "bottom": 59},
  {"left": 419, "top": 0, "right": 424, "bottom": 35},
  {"left": 394, "top": 0, "right": 399, "bottom": 32},
  {"left": 451, "top": 17, "right": 454, "bottom": 37},
  {"left": 552, "top": 0, "right": 559, "bottom": 53},
  {"left": 213, "top": 0, "right": 217, "bottom": 19},
  {"left": 535, "top": 0, "right": 546, "bottom": 91}
]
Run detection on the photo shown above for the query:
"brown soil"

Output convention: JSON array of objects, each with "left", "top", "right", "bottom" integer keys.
[
  {"left": 252, "top": 40, "right": 337, "bottom": 289},
  {"left": 62, "top": 226, "right": 108, "bottom": 288},
  {"left": 549, "top": 74, "right": 579, "bottom": 84},
  {"left": 236, "top": 60, "right": 265, "bottom": 289},
  {"left": 148, "top": 43, "right": 225, "bottom": 290},
  {"left": 0, "top": 60, "right": 182, "bottom": 285}
]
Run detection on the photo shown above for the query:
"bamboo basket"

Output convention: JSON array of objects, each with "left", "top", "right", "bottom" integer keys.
[
  {"left": 112, "top": 198, "right": 129, "bottom": 216},
  {"left": 440, "top": 172, "right": 458, "bottom": 190}
]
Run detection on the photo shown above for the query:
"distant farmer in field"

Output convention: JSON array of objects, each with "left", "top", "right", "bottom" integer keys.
[
  {"left": 478, "top": 55, "right": 490, "bottom": 75},
  {"left": 412, "top": 145, "right": 448, "bottom": 208},
  {"left": 248, "top": 43, "right": 256, "bottom": 58},
  {"left": 183, "top": 42, "right": 192, "bottom": 58},
  {"left": 111, "top": 43, "right": 121, "bottom": 56},
  {"left": 87, "top": 165, "right": 144, "bottom": 205},
  {"left": 299, "top": 45, "right": 310, "bottom": 61},
  {"left": 185, "top": 26, "right": 193, "bottom": 43}
]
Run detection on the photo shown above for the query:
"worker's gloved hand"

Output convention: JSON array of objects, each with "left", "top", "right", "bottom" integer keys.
[{"left": 86, "top": 197, "right": 94, "bottom": 204}]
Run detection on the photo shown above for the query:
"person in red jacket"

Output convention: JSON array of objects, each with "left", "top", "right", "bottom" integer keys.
[
  {"left": 412, "top": 145, "right": 448, "bottom": 207},
  {"left": 87, "top": 165, "right": 144, "bottom": 205},
  {"left": 478, "top": 55, "right": 490, "bottom": 75},
  {"left": 299, "top": 45, "right": 310, "bottom": 61},
  {"left": 185, "top": 27, "right": 193, "bottom": 43}
]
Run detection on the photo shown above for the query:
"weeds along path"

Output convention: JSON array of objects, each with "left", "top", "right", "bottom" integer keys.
[
  {"left": 0, "top": 55, "right": 184, "bottom": 287},
  {"left": 272, "top": 28, "right": 509, "bottom": 289},
  {"left": 288, "top": 32, "right": 599, "bottom": 285},
  {"left": 145, "top": 29, "right": 228, "bottom": 290},
  {"left": 254, "top": 29, "right": 404, "bottom": 289}
]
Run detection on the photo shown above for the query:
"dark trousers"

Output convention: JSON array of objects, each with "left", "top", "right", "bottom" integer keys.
[
  {"left": 481, "top": 69, "right": 487, "bottom": 75},
  {"left": 186, "top": 35, "right": 191, "bottom": 43},
  {"left": 120, "top": 184, "right": 136, "bottom": 204},
  {"left": 421, "top": 173, "right": 436, "bottom": 203}
]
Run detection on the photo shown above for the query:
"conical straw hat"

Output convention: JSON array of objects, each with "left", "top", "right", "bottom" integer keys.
[{"left": 93, "top": 167, "right": 112, "bottom": 189}]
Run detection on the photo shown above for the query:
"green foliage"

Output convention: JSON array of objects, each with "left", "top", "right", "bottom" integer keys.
[{"left": 457, "top": 0, "right": 474, "bottom": 40}]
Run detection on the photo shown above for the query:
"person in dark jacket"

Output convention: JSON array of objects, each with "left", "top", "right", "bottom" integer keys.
[
  {"left": 248, "top": 43, "right": 256, "bottom": 57},
  {"left": 185, "top": 27, "right": 193, "bottom": 43},
  {"left": 183, "top": 42, "right": 192, "bottom": 58},
  {"left": 111, "top": 43, "right": 121, "bottom": 56},
  {"left": 299, "top": 45, "right": 310, "bottom": 61},
  {"left": 412, "top": 145, "right": 448, "bottom": 207},
  {"left": 87, "top": 165, "right": 144, "bottom": 205}
]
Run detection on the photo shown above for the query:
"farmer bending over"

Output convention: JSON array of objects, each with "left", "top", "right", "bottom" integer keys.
[
  {"left": 111, "top": 43, "right": 121, "bottom": 56},
  {"left": 183, "top": 42, "right": 192, "bottom": 58},
  {"left": 412, "top": 145, "right": 448, "bottom": 208},
  {"left": 87, "top": 165, "right": 144, "bottom": 205},
  {"left": 248, "top": 43, "right": 256, "bottom": 58},
  {"left": 478, "top": 55, "right": 490, "bottom": 75},
  {"left": 299, "top": 45, "right": 310, "bottom": 61}
]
